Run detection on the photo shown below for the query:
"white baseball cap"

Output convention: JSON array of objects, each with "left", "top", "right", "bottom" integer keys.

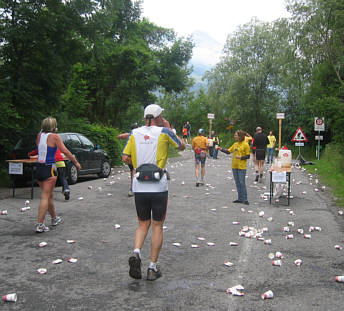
[{"left": 144, "top": 104, "right": 164, "bottom": 118}]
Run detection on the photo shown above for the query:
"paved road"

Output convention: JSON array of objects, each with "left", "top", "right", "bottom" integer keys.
[{"left": 1, "top": 149, "right": 343, "bottom": 310}]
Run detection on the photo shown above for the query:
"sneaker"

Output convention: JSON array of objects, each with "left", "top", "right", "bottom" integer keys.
[
  {"left": 255, "top": 175, "right": 259, "bottom": 182},
  {"left": 64, "top": 190, "right": 70, "bottom": 201},
  {"left": 128, "top": 190, "right": 134, "bottom": 197},
  {"left": 260, "top": 174, "right": 263, "bottom": 178},
  {"left": 199, "top": 181, "right": 204, "bottom": 186},
  {"left": 129, "top": 253, "right": 142, "bottom": 279},
  {"left": 51, "top": 216, "right": 63, "bottom": 226},
  {"left": 36, "top": 223, "right": 50, "bottom": 233},
  {"left": 243, "top": 201, "right": 250, "bottom": 205},
  {"left": 233, "top": 200, "right": 242, "bottom": 203},
  {"left": 196, "top": 182, "right": 200, "bottom": 187},
  {"left": 147, "top": 266, "right": 162, "bottom": 281}
]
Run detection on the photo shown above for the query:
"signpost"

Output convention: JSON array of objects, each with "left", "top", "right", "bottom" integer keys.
[
  {"left": 314, "top": 117, "right": 325, "bottom": 160},
  {"left": 276, "top": 113, "right": 285, "bottom": 149},
  {"left": 291, "top": 126, "right": 308, "bottom": 164},
  {"left": 207, "top": 113, "right": 214, "bottom": 138}
]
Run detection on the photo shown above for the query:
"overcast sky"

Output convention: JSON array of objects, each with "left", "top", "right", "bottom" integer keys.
[
  {"left": 142, "top": 0, "right": 289, "bottom": 44},
  {"left": 141, "top": 0, "right": 290, "bottom": 66}
]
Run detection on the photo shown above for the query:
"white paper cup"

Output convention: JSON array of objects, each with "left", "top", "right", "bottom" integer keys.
[
  {"left": 261, "top": 290, "right": 274, "bottom": 299},
  {"left": 3, "top": 293, "right": 17, "bottom": 302}
]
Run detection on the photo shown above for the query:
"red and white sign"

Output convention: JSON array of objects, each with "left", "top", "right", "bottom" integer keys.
[
  {"left": 314, "top": 117, "right": 325, "bottom": 131},
  {"left": 291, "top": 127, "right": 308, "bottom": 142}
]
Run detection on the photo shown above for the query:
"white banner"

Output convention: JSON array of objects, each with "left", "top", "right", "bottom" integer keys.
[
  {"left": 272, "top": 171, "right": 287, "bottom": 183},
  {"left": 9, "top": 162, "right": 23, "bottom": 175}
]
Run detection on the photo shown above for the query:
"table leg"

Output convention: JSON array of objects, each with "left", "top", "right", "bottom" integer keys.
[
  {"left": 287, "top": 172, "right": 291, "bottom": 206},
  {"left": 30, "top": 165, "right": 34, "bottom": 199},
  {"left": 269, "top": 172, "right": 272, "bottom": 205},
  {"left": 12, "top": 175, "right": 15, "bottom": 198}
]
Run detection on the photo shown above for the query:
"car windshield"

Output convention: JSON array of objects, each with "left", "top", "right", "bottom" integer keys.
[{"left": 15, "top": 135, "right": 36, "bottom": 149}]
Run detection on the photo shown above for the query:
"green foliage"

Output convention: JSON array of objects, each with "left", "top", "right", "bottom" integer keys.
[
  {"left": 0, "top": 0, "right": 193, "bottom": 168},
  {"left": 58, "top": 119, "right": 124, "bottom": 166},
  {"left": 306, "top": 143, "right": 344, "bottom": 206}
]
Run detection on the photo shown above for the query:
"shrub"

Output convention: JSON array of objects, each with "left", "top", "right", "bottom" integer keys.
[{"left": 60, "top": 119, "right": 124, "bottom": 166}]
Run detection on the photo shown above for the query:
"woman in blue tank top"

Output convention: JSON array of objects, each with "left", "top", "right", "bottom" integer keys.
[{"left": 34, "top": 117, "right": 81, "bottom": 233}]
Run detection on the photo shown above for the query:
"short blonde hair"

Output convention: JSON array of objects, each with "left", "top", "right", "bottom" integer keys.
[{"left": 41, "top": 116, "right": 57, "bottom": 133}]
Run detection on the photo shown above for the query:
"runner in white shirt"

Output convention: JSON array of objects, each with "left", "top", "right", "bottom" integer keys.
[{"left": 122, "top": 104, "right": 185, "bottom": 281}]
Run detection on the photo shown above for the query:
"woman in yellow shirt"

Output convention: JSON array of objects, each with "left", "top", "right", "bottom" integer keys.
[{"left": 217, "top": 130, "right": 251, "bottom": 205}]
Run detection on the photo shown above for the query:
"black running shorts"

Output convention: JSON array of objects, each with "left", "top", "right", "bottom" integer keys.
[
  {"left": 35, "top": 164, "right": 56, "bottom": 181},
  {"left": 128, "top": 163, "right": 134, "bottom": 172},
  {"left": 134, "top": 191, "right": 168, "bottom": 221},
  {"left": 255, "top": 149, "right": 266, "bottom": 161}
]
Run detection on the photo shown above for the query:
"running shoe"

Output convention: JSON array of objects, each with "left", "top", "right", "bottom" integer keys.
[
  {"left": 233, "top": 200, "right": 242, "bottom": 203},
  {"left": 196, "top": 182, "right": 200, "bottom": 187},
  {"left": 51, "top": 216, "right": 63, "bottom": 226},
  {"left": 255, "top": 175, "right": 259, "bottom": 182},
  {"left": 243, "top": 201, "right": 250, "bottom": 205},
  {"left": 129, "top": 253, "right": 142, "bottom": 279},
  {"left": 147, "top": 266, "right": 162, "bottom": 281},
  {"left": 128, "top": 190, "right": 134, "bottom": 197},
  {"left": 64, "top": 190, "right": 70, "bottom": 201},
  {"left": 36, "top": 223, "right": 50, "bottom": 233}
]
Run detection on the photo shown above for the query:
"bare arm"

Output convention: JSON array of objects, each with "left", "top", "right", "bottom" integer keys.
[
  {"left": 122, "top": 154, "right": 132, "bottom": 165},
  {"left": 117, "top": 133, "right": 130, "bottom": 140},
  {"left": 55, "top": 134, "right": 81, "bottom": 171},
  {"left": 161, "top": 117, "right": 185, "bottom": 151}
]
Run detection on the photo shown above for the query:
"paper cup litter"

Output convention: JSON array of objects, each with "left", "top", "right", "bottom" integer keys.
[
  {"left": 3, "top": 293, "right": 17, "bottom": 302},
  {"left": 261, "top": 290, "right": 274, "bottom": 299},
  {"left": 275, "top": 252, "right": 284, "bottom": 259},
  {"left": 67, "top": 257, "right": 77, "bottom": 263},
  {"left": 335, "top": 276, "right": 344, "bottom": 282},
  {"left": 37, "top": 268, "right": 47, "bottom": 274},
  {"left": 39, "top": 242, "right": 47, "bottom": 247}
]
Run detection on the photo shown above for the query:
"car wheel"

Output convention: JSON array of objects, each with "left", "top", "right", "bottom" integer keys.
[
  {"left": 67, "top": 163, "right": 78, "bottom": 184},
  {"left": 98, "top": 159, "right": 111, "bottom": 178}
]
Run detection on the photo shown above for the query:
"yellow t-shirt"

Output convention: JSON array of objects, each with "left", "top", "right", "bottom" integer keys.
[
  {"left": 267, "top": 135, "right": 276, "bottom": 148},
  {"left": 228, "top": 141, "right": 251, "bottom": 169},
  {"left": 192, "top": 136, "right": 209, "bottom": 151}
]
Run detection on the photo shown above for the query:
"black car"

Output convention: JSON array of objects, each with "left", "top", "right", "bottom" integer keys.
[{"left": 10, "top": 132, "right": 111, "bottom": 184}]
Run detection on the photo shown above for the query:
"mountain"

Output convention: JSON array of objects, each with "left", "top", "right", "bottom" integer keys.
[{"left": 189, "top": 30, "right": 223, "bottom": 92}]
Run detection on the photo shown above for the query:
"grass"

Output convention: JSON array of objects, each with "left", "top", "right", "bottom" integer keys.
[
  {"left": 304, "top": 143, "right": 344, "bottom": 207},
  {"left": 168, "top": 145, "right": 183, "bottom": 158}
]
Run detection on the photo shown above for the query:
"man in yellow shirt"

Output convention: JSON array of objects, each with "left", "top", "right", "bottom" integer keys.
[
  {"left": 192, "top": 129, "right": 209, "bottom": 187},
  {"left": 267, "top": 131, "right": 276, "bottom": 164}
]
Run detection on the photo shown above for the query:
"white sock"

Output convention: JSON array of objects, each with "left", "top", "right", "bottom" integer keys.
[
  {"left": 149, "top": 262, "right": 157, "bottom": 271},
  {"left": 134, "top": 248, "right": 141, "bottom": 259}
]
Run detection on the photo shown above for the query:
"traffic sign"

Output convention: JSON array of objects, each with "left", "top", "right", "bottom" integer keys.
[
  {"left": 207, "top": 113, "right": 215, "bottom": 119},
  {"left": 315, "top": 136, "right": 323, "bottom": 140},
  {"left": 291, "top": 127, "right": 308, "bottom": 142},
  {"left": 314, "top": 117, "right": 325, "bottom": 131},
  {"left": 295, "top": 142, "right": 304, "bottom": 147}
]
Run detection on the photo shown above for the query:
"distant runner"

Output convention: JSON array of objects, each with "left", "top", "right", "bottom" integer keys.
[{"left": 192, "top": 129, "right": 209, "bottom": 187}]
